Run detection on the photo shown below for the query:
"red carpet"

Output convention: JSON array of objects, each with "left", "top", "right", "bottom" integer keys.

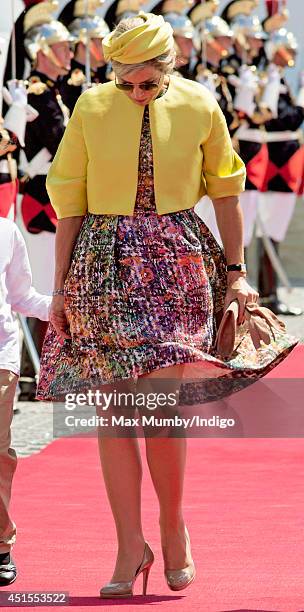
[
  {"left": 2, "top": 345, "right": 304, "bottom": 611},
  {"left": 265, "top": 342, "right": 304, "bottom": 378}
]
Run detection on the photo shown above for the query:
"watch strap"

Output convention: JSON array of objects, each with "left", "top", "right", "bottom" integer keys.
[{"left": 226, "top": 263, "right": 247, "bottom": 273}]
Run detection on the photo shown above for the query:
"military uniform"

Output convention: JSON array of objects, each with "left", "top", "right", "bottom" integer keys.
[
  {"left": 186, "top": 4, "right": 240, "bottom": 241},
  {"left": 16, "top": 71, "right": 67, "bottom": 392},
  {"left": 217, "top": 4, "right": 269, "bottom": 250},
  {"left": 194, "top": 60, "right": 237, "bottom": 130},
  {"left": 59, "top": 58, "right": 107, "bottom": 114},
  {"left": 251, "top": 7, "right": 303, "bottom": 315},
  {"left": 58, "top": 0, "right": 110, "bottom": 113},
  {"left": 255, "top": 76, "right": 304, "bottom": 314},
  {"left": 19, "top": 71, "right": 66, "bottom": 243},
  {"left": 193, "top": 59, "right": 241, "bottom": 245}
]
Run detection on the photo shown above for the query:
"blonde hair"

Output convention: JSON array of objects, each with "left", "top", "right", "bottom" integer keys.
[{"left": 110, "top": 15, "right": 176, "bottom": 78}]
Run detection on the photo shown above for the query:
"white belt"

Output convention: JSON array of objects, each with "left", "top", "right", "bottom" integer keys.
[
  {"left": 0, "top": 160, "right": 10, "bottom": 173},
  {"left": 0, "top": 159, "right": 17, "bottom": 175},
  {"left": 19, "top": 148, "right": 52, "bottom": 178},
  {"left": 235, "top": 126, "right": 302, "bottom": 144}
]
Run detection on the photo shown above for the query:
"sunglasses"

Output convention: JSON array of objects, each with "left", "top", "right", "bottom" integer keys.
[{"left": 115, "top": 74, "right": 162, "bottom": 91}]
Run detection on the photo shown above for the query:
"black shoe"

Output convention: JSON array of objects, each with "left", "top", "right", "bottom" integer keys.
[
  {"left": 257, "top": 239, "right": 303, "bottom": 317},
  {"left": 0, "top": 554, "right": 17, "bottom": 586},
  {"left": 268, "top": 301, "right": 303, "bottom": 317},
  {"left": 18, "top": 380, "right": 37, "bottom": 402}
]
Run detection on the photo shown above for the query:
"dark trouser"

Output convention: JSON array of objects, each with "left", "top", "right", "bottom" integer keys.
[
  {"left": 257, "top": 238, "right": 302, "bottom": 315},
  {"left": 257, "top": 237, "right": 279, "bottom": 306}
]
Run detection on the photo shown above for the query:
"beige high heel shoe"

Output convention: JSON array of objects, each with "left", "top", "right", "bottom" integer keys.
[
  {"left": 100, "top": 541, "right": 154, "bottom": 598},
  {"left": 164, "top": 526, "right": 196, "bottom": 591}
]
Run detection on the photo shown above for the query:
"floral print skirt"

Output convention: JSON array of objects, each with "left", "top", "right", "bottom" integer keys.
[{"left": 37, "top": 208, "right": 297, "bottom": 404}]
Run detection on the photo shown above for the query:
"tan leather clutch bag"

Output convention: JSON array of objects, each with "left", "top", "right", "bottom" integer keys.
[{"left": 215, "top": 300, "right": 286, "bottom": 360}]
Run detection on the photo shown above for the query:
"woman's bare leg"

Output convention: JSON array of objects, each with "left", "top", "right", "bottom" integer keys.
[
  {"left": 136, "top": 364, "right": 192, "bottom": 569},
  {"left": 97, "top": 380, "right": 146, "bottom": 582}
]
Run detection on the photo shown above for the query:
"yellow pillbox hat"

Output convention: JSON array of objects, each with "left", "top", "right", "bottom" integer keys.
[{"left": 102, "top": 11, "right": 174, "bottom": 64}]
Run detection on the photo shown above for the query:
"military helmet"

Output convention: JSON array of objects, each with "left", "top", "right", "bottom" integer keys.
[
  {"left": 59, "top": 0, "right": 110, "bottom": 44},
  {"left": 203, "top": 15, "right": 233, "bottom": 38},
  {"left": 188, "top": 0, "right": 219, "bottom": 29},
  {"left": 220, "top": 0, "right": 266, "bottom": 43},
  {"left": 103, "top": 0, "right": 146, "bottom": 29},
  {"left": 144, "top": 0, "right": 194, "bottom": 38},
  {"left": 221, "top": 0, "right": 259, "bottom": 23},
  {"left": 146, "top": 0, "right": 193, "bottom": 15},
  {"left": 230, "top": 14, "right": 267, "bottom": 40},
  {"left": 161, "top": 12, "right": 194, "bottom": 39},
  {"left": 263, "top": 0, "right": 289, "bottom": 34},
  {"left": 193, "top": 14, "right": 233, "bottom": 58},
  {"left": 262, "top": 1, "right": 296, "bottom": 65},
  {"left": 24, "top": 1, "right": 75, "bottom": 60},
  {"left": 265, "top": 27, "right": 298, "bottom": 64}
]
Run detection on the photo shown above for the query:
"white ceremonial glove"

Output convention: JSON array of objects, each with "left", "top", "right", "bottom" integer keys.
[
  {"left": 2, "top": 80, "right": 38, "bottom": 147},
  {"left": 296, "top": 71, "right": 304, "bottom": 108},
  {"left": 228, "top": 65, "right": 259, "bottom": 118},
  {"left": 259, "top": 63, "right": 285, "bottom": 118}
]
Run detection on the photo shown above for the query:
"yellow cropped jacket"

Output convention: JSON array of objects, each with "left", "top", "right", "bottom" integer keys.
[{"left": 46, "top": 75, "right": 246, "bottom": 218}]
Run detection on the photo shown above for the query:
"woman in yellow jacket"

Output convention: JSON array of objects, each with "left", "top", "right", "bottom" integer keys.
[{"left": 37, "top": 12, "right": 295, "bottom": 599}]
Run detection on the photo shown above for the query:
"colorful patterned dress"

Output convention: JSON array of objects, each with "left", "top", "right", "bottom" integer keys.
[{"left": 37, "top": 104, "right": 297, "bottom": 403}]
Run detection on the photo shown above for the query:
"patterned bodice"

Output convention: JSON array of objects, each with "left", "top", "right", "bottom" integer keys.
[{"left": 133, "top": 106, "right": 157, "bottom": 214}]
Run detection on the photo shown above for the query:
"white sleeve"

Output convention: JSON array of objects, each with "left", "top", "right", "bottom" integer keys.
[{"left": 5, "top": 226, "right": 52, "bottom": 320}]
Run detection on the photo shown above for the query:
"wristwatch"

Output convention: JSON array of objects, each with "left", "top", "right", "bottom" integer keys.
[
  {"left": 226, "top": 263, "right": 247, "bottom": 273},
  {"left": 52, "top": 289, "right": 65, "bottom": 296}
]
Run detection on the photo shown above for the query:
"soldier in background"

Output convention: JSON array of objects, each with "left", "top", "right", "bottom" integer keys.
[
  {"left": 187, "top": 1, "right": 241, "bottom": 242},
  {"left": 58, "top": 0, "right": 110, "bottom": 113},
  {"left": 220, "top": 1, "right": 271, "bottom": 254},
  {"left": 3, "top": 0, "right": 73, "bottom": 399},
  {"left": 221, "top": 0, "right": 262, "bottom": 71},
  {"left": 187, "top": 6, "right": 237, "bottom": 127},
  {"left": 254, "top": 2, "right": 304, "bottom": 315},
  {"left": 147, "top": 0, "right": 195, "bottom": 80},
  {"left": 1, "top": 66, "right": 39, "bottom": 221}
]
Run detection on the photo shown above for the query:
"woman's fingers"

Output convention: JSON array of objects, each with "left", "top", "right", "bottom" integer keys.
[
  {"left": 246, "top": 289, "right": 259, "bottom": 304},
  {"left": 50, "top": 312, "right": 71, "bottom": 339},
  {"left": 50, "top": 301, "right": 71, "bottom": 339},
  {"left": 236, "top": 293, "right": 247, "bottom": 324}
]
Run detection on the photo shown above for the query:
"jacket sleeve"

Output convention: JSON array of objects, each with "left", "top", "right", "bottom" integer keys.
[
  {"left": 46, "top": 100, "right": 88, "bottom": 218},
  {"left": 202, "top": 100, "right": 246, "bottom": 199}
]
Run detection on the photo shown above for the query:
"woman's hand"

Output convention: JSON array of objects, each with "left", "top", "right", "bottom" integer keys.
[
  {"left": 49, "top": 295, "right": 71, "bottom": 340},
  {"left": 224, "top": 273, "right": 259, "bottom": 324}
]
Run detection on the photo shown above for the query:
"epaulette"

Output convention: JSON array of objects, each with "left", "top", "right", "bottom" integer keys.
[
  {"left": 67, "top": 68, "right": 87, "bottom": 87},
  {"left": 27, "top": 75, "right": 48, "bottom": 95},
  {"left": 221, "top": 65, "right": 235, "bottom": 75}
]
